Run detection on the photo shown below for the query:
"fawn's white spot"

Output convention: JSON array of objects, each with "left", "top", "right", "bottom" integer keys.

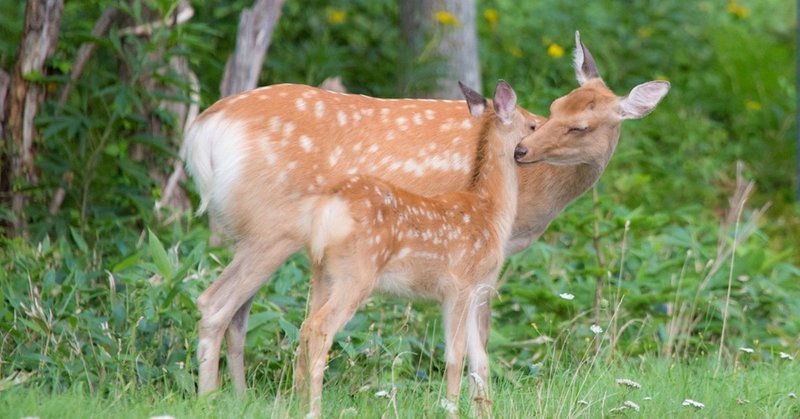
[
  {"left": 396, "top": 116, "right": 409, "bottom": 131},
  {"left": 329, "top": 146, "right": 343, "bottom": 167},
  {"left": 337, "top": 111, "right": 348, "bottom": 126},
  {"left": 314, "top": 101, "right": 325, "bottom": 118},
  {"left": 299, "top": 135, "right": 314, "bottom": 152},
  {"left": 295, "top": 98, "right": 307, "bottom": 111},
  {"left": 282, "top": 122, "right": 296, "bottom": 138},
  {"left": 268, "top": 116, "right": 282, "bottom": 133}
]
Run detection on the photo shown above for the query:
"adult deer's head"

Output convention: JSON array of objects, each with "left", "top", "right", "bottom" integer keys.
[{"left": 514, "top": 32, "right": 670, "bottom": 167}]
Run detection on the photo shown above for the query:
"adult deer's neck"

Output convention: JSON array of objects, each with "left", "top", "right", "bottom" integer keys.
[{"left": 467, "top": 115, "right": 518, "bottom": 247}]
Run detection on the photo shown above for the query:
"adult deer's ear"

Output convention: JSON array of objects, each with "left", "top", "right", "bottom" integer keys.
[
  {"left": 574, "top": 31, "right": 601, "bottom": 86},
  {"left": 493, "top": 79, "right": 517, "bottom": 125},
  {"left": 619, "top": 81, "right": 670, "bottom": 120},
  {"left": 459, "top": 81, "right": 487, "bottom": 118}
]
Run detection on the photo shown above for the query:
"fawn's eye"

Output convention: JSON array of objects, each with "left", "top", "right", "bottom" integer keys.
[{"left": 529, "top": 123, "right": 537, "bottom": 131}]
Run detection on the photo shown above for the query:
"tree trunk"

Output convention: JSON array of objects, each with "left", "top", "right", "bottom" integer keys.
[
  {"left": 400, "top": 0, "right": 481, "bottom": 99},
  {"left": 220, "top": 0, "right": 286, "bottom": 96},
  {"left": 2, "top": 0, "right": 64, "bottom": 235}
]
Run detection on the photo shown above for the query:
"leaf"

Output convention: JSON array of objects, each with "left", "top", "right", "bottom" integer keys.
[
  {"left": 279, "top": 317, "right": 299, "bottom": 343},
  {"left": 69, "top": 227, "right": 89, "bottom": 254},
  {"left": 112, "top": 251, "right": 142, "bottom": 273},
  {"left": 148, "top": 229, "right": 173, "bottom": 280}
]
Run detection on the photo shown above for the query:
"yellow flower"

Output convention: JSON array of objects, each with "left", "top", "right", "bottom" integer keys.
[
  {"left": 484, "top": 8, "right": 498, "bottom": 28},
  {"left": 726, "top": 0, "right": 749, "bottom": 18},
  {"left": 637, "top": 26, "right": 653, "bottom": 38},
  {"left": 326, "top": 8, "right": 346, "bottom": 25},
  {"left": 435, "top": 10, "right": 459, "bottom": 26},
  {"left": 745, "top": 100, "right": 761, "bottom": 111},
  {"left": 547, "top": 43, "right": 565, "bottom": 59},
  {"left": 508, "top": 46, "right": 523, "bottom": 58}
]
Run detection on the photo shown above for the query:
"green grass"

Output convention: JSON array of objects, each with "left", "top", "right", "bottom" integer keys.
[{"left": 3, "top": 357, "right": 798, "bottom": 418}]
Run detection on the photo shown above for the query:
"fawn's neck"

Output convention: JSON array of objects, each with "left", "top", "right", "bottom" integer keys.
[{"left": 466, "top": 117, "right": 519, "bottom": 247}]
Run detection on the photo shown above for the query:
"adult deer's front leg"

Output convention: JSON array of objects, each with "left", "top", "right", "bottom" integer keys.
[
  {"left": 225, "top": 295, "right": 254, "bottom": 395},
  {"left": 197, "top": 238, "right": 298, "bottom": 395}
]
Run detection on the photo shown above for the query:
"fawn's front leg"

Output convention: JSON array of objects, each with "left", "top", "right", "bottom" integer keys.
[
  {"left": 294, "top": 264, "right": 331, "bottom": 396},
  {"left": 467, "top": 286, "right": 494, "bottom": 417},
  {"left": 442, "top": 293, "right": 470, "bottom": 415},
  {"left": 300, "top": 257, "right": 375, "bottom": 418}
]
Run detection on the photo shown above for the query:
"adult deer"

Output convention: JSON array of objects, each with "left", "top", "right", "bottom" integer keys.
[
  {"left": 296, "top": 80, "right": 521, "bottom": 417},
  {"left": 182, "top": 31, "right": 668, "bottom": 404}
]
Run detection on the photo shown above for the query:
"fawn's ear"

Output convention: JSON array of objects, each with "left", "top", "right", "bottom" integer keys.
[
  {"left": 459, "top": 81, "right": 487, "bottom": 118},
  {"left": 492, "top": 79, "right": 517, "bottom": 125},
  {"left": 574, "top": 31, "right": 601, "bottom": 86},
  {"left": 619, "top": 80, "right": 670, "bottom": 119}
]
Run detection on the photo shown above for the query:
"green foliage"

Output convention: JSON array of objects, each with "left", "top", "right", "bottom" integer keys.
[
  {"left": 0, "top": 0, "right": 797, "bottom": 404},
  {"left": 2, "top": 356, "right": 798, "bottom": 417}
]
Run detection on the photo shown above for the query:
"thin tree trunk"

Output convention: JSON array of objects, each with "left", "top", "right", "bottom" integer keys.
[
  {"left": 400, "top": 0, "right": 481, "bottom": 98},
  {"left": 0, "top": 69, "right": 11, "bottom": 197},
  {"left": 220, "top": 0, "right": 286, "bottom": 96},
  {"left": 2, "top": 0, "right": 64, "bottom": 235}
]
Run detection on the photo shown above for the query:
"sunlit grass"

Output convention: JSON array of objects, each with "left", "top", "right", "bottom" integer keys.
[{"left": 2, "top": 356, "right": 797, "bottom": 418}]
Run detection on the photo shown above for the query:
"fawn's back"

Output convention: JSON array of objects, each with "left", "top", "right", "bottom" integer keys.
[{"left": 308, "top": 81, "right": 524, "bottom": 301}]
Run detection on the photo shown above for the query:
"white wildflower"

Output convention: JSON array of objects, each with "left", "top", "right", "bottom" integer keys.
[
  {"left": 339, "top": 407, "right": 358, "bottom": 416},
  {"left": 609, "top": 406, "right": 627, "bottom": 414},
  {"left": 682, "top": 399, "right": 705, "bottom": 409},
  {"left": 469, "top": 372, "right": 485, "bottom": 388},
  {"left": 779, "top": 352, "right": 794, "bottom": 361},
  {"left": 789, "top": 392, "right": 797, "bottom": 399},
  {"left": 440, "top": 398, "right": 458, "bottom": 413},
  {"left": 374, "top": 390, "right": 390, "bottom": 398},
  {"left": 616, "top": 378, "right": 642, "bottom": 389},
  {"left": 738, "top": 347, "right": 754, "bottom": 353},
  {"left": 590, "top": 324, "right": 603, "bottom": 334},
  {"left": 643, "top": 396, "right": 652, "bottom": 401},
  {"left": 559, "top": 293, "right": 575, "bottom": 300},
  {"left": 736, "top": 398, "right": 749, "bottom": 404},
  {"left": 577, "top": 400, "right": 590, "bottom": 406},
  {"left": 623, "top": 400, "right": 640, "bottom": 412}
]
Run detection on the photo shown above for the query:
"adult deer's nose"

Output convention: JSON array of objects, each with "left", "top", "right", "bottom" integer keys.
[{"left": 514, "top": 145, "right": 528, "bottom": 161}]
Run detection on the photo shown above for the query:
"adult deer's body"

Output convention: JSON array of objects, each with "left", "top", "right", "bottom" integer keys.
[
  {"left": 183, "top": 78, "right": 542, "bottom": 397},
  {"left": 182, "top": 32, "right": 669, "bottom": 399},
  {"left": 296, "top": 81, "right": 521, "bottom": 417}
]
